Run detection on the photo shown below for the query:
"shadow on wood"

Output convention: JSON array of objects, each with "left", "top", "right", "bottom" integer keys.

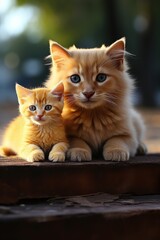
[{"left": 0, "top": 154, "right": 160, "bottom": 204}]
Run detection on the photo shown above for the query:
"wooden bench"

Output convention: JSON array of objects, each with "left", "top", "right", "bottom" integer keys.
[{"left": 0, "top": 154, "right": 160, "bottom": 240}]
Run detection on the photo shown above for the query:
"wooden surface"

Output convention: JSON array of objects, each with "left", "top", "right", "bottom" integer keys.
[
  {"left": 0, "top": 154, "right": 160, "bottom": 204},
  {"left": 1, "top": 194, "right": 160, "bottom": 240},
  {"left": 1, "top": 157, "right": 160, "bottom": 240}
]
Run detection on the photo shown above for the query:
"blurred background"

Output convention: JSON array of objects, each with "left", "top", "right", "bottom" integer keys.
[{"left": 0, "top": 0, "right": 159, "bottom": 152}]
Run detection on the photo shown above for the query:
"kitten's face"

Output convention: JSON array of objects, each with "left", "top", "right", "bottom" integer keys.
[
  {"left": 49, "top": 38, "right": 127, "bottom": 109},
  {"left": 16, "top": 84, "right": 64, "bottom": 125}
]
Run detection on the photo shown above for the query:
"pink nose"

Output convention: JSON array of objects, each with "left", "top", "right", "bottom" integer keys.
[
  {"left": 37, "top": 115, "right": 43, "bottom": 120},
  {"left": 83, "top": 91, "right": 95, "bottom": 99}
]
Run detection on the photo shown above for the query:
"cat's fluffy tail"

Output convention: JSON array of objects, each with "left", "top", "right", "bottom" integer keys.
[{"left": 0, "top": 146, "right": 16, "bottom": 157}]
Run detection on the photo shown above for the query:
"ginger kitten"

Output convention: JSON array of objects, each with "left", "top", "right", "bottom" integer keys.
[
  {"left": 0, "top": 83, "right": 69, "bottom": 162},
  {"left": 46, "top": 37, "right": 147, "bottom": 161}
]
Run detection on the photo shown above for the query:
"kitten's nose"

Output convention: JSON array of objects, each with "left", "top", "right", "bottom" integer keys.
[{"left": 83, "top": 91, "right": 95, "bottom": 99}]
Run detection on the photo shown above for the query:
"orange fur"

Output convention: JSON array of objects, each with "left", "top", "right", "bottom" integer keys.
[
  {"left": 0, "top": 83, "right": 69, "bottom": 162},
  {"left": 46, "top": 38, "right": 147, "bottom": 161}
]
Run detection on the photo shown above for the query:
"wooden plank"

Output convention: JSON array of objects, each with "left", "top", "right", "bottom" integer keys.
[
  {"left": 1, "top": 194, "right": 160, "bottom": 240},
  {"left": 0, "top": 154, "right": 160, "bottom": 204}
]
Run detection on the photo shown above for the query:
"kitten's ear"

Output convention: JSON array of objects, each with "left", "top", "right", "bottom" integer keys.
[
  {"left": 107, "top": 37, "right": 125, "bottom": 70},
  {"left": 49, "top": 40, "right": 71, "bottom": 68},
  {"left": 50, "top": 82, "right": 64, "bottom": 101},
  {"left": 15, "top": 83, "right": 32, "bottom": 104}
]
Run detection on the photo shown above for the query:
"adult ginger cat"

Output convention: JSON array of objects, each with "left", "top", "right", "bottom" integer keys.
[
  {"left": 0, "top": 83, "right": 68, "bottom": 162},
  {"left": 46, "top": 37, "right": 147, "bottom": 161}
]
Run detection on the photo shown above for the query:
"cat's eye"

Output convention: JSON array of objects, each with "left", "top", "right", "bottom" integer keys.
[
  {"left": 45, "top": 105, "right": 52, "bottom": 111},
  {"left": 96, "top": 73, "right": 107, "bottom": 83},
  {"left": 29, "top": 105, "right": 36, "bottom": 111},
  {"left": 70, "top": 74, "right": 81, "bottom": 84}
]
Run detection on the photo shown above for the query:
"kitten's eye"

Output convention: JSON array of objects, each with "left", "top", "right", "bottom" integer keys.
[
  {"left": 29, "top": 105, "right": 36, "bottom": 111},
  {"left": 96, "top": 73, "right": 107, "bottom": 83},
  {"left": 45, "top": 105, "right": 52, "bottom": 111},
  {"left": 70, "top": 74, "right": 81, "bottom": 84}
]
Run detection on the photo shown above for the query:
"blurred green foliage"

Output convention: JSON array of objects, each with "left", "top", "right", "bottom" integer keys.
[
  {"left": 1, "top": 0, "right": 160, "bottom": 106},
  {"left": 17, "top": 0, "right": 107, "bottom": 47}
]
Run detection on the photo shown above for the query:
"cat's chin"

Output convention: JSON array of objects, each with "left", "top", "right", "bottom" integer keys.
[
  {"left": 77, "top": 101, "right": 102, "bottom": 109},
  {"left": 31, "top": 119, "right": 46, "bottom": 126}
]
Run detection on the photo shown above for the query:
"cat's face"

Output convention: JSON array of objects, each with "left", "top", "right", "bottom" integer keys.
[
  {"left": 49, "top": 38, "right": 128, "bottom": 109},
  {"left": 16, "top": 83, "right": 64, "bottom": 125}
]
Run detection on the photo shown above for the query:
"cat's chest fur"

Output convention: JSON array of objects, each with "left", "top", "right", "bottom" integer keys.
[
  {"left": 24, "top": 121, "right": 66, "bottom": 151},
  {"left": 63, "top": 107, "right": 123, "bottom": 151}
]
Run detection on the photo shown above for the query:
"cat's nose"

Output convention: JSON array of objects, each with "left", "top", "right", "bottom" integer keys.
[
  {"left": 83, "top": 91, "right": 95, "bottom": 99},
  {"left": 37, "top": 114, "right": 43, "bottom": 120}
]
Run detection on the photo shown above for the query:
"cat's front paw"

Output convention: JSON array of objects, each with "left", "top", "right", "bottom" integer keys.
[
  {"left": 103, "top": 148, "right": 130, "bottom": 161},
  {"left": 48, "top": 151, "right": 65, "bottom": 162},
  {"left": 67, "top": 148, "right": 92, "bottom": 162},
  {"left": 27, "top": 150, "right": 44, "bottom": 162}
]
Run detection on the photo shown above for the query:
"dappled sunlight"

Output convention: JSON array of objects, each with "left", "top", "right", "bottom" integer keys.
[{"left": 0, "top": 0, "right": 40, "bottom": 41}]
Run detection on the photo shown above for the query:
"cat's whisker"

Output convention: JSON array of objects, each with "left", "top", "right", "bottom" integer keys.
[
  {"left": 98, "top": 93, "right": 119, "bottom": 106},
  {"left": 44, "top": 63, "right": 52, "bottom": 66},
  {"left": 45, "top": 55, "right": 51, "bottom": 60},
  {"left": 44, "top": 55, "right": 52, "bottom": 66},
  {"left": 98, "top": 59, "right": 110, "bottom": 68},
  {"left": 104, "top": 98, "right": 118, "bottom": 106},
  {"left": 98, "top": 50, "right": 132, "bottom": 68},
  {"left": 97, "top": 93, "right": 119, "bottom": 101},
  {"left": 65, "top": 96, "right": 77, "bottom": 107},
  {"left": 64, "top": 94, "right": 74, "bottom": 97}
]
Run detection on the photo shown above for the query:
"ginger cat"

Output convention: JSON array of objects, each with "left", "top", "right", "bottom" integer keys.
[
  {"left": 46, "top": 37, "right": 147, "bottom": 162},
  {"left": 0, "top": 83, "right": 69, "bottom": 162}
]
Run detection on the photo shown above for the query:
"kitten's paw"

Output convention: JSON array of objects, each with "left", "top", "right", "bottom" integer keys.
[
  {"left": 27, "top": 150, "right": 44, "bottom": 162},
  {"left": 103, "top": 148, "right": 130, "bottom": 161},
  {"left": 137, "top": 143, "right": 148, "bottom": 155},
  {"left": 48, "top": 151, "right": 65, "bottom": 162},
  {"left": 67, "top": 148, "right": 92, "bottom": 162}
]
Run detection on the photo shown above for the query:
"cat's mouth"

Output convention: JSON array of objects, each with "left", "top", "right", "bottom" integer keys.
[
  {"left": 31, "top": 116, "right": 46, "bottom": 125},
  {"left": 35, "top": 116, "right": 45, "bottom": 121},
  {"left": 36, "top": 119, "right": 45, "bottom": 122},
  {"left": 78, "top": 99, "right": 100, "bottom": 109},
  {"left": 83, "top": 99, "right": 94, "bottom": 104}
]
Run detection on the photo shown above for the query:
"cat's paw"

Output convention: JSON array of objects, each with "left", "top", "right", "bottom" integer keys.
[
  {"left": 137, "top": 143, "right": 148, "bottom": 155},
  {"left": 103, "top": 148, "right": 130, "bottom": 161},
  {"left": 48, "top": 151, "right": 65, "bottom": 162},
  {"left": 67, "top": 148, "right": 92, "bottom": 162},
  {"left": 27, "top": 150, "right": 44, "bottom": 162}
]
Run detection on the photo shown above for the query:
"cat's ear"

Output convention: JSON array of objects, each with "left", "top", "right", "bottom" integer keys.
[
  {"left": 107, "top": 37, "right": 125, "bottom": 70},
  {"left": 49, "top": 40, "right": 71, "bottom": 68},
  {"left": 50, "top": 82, "right": 64, "bottom": 101},
  {"left": 16, "top": 83, "right": 32, "bottom": 104}
]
